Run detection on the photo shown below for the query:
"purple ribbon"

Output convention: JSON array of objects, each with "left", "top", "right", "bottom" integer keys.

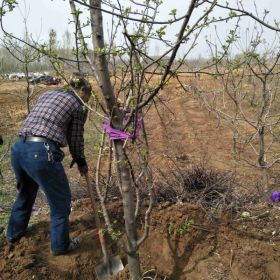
[
  {"left": 270, "top": 191, "right": 280, "bottom": 203},
  {"left": 103, "top": 111, "right": 143, "bottom": 141}
]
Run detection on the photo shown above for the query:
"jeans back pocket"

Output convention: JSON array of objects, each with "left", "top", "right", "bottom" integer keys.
[{"left": 51, "top": 148, "right": 65, "bottom": 162}]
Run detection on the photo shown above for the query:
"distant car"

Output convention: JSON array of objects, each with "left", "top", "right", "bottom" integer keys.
[
  {"left": 29, "top": 75, "right": 61, "bottom": 85},
  {"left": 41, "top": 76, "right": 61, "bottom": 85}
]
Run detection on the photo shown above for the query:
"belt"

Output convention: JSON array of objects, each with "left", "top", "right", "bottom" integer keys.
[{"left": 19, "top": 135, "right": 58, "bottom": 145}]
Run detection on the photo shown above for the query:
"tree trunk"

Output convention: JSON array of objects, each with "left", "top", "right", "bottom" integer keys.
[
  {"left": 24, "top": 64, "right": 31, "bottom": 113},
  {"left": 258, "top": 126, "right": 266, "bottom": 168},
  {"left": 258, "top": 125, "right": 269, "bottom": 188},
  {"left": 89, "top": 0, "right": 141, "bottom": 278},
  {"left": 258, "top": 82, "right": 270, "bottom": 188}
]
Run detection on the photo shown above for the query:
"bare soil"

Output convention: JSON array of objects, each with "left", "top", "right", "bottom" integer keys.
[{"left": 0, "top": 80, "right": 280, "bottom": 280}]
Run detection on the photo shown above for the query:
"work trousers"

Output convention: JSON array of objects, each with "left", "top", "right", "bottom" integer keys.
[{"left": 7, "top": 140, "right": 71, "bottom": 253}]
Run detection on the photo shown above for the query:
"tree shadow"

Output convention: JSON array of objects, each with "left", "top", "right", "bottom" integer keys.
[{"left": 167, "top": 225, "right": 218, "bottom": 279}]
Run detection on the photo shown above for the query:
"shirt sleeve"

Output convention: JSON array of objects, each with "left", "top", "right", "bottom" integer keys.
[{"left": 67, "top": 106, "right": 88, "bottom": 160}]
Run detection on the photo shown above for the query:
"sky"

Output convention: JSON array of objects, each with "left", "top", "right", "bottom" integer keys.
[{"left": 1, "top": 0, "right": 280, "bottom": 58}]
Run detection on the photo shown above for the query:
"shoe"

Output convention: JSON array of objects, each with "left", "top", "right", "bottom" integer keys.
[
  {"left": 6, "top": 224, "right": 34, "bottom": 245},
  {"left": 51, "top": 237, "right": 81, "bottom": 256},
  {"left": 7, "top": 233, "right": 25, "bottom": 245}
]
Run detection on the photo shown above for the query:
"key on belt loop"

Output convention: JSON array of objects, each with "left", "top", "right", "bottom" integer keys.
[{"left": 44, "top": 142, "right": 54, "bottom": 162}]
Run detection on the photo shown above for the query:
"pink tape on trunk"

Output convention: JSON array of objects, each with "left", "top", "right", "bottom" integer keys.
[{"left": 103, "top": 112, "right": 143, "bottom": 140}]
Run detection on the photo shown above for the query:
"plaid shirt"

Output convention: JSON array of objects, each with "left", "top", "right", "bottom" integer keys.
[{"left": 20, "top": 89, "right": 88, "bottom": 160}]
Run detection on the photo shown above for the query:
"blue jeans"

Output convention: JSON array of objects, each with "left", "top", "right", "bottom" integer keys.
[{"left": 7, "top": 140, "right": 71, "bottom": 253}]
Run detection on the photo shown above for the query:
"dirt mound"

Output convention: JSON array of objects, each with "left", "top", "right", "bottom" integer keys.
[
  {"left": 1, "top": 80, "right": 280, "bottom": 279},
  {"left": 1, "top": 199, "right": 280, "bottom": 280}
]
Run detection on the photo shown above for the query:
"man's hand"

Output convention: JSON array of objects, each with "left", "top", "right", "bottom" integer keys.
[
  {"left": 78, "top": 164, "right": 88, "bottom": 176},
  {"left": 70, "top": 157, "right": 88, "bottom": 176}
]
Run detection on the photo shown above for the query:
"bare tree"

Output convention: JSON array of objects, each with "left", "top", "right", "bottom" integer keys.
[
  {"left": 189, "top": 22, "right": 280, "bottom": 187},
  {"left": 1, "top": 0, "right": 40, "bottom": 113},
  {"left": 2, "top": 0, "right": 280, "bottom": 278}
]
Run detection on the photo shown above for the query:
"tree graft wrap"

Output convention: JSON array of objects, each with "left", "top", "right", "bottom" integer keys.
[{"left": 103, "top": 111, "right": 143, "bottom": 140}]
